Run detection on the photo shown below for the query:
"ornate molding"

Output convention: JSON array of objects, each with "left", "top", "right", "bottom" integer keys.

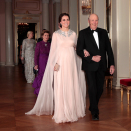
[
  {"left": 5, "top": 0, "right": 12, "bottom": 2},
  {"left": 14, "top": 0, "right": 40, "bottom": 11},
  {"left": 42, "top": 0, "right": 49, "bottom": 4},
  {"left": 52, "top": 0, "right": 60, "bottom": 4}
]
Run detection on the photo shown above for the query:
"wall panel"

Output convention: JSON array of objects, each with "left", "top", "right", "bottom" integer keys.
[
  {"left": 69, "top": 0, "right": 77, "bottom": 33},
  {"left": 117, "top": 0, "right": 130, "bottom": 77},
  {"left": 61, "top": 0, "right": 69, "bottom": 13},
  {"left": 13, "top": 0, "right": 42, "bottom": 14},
  {"left": 0, "top": 0, "right": 6, "bottom": 65}
]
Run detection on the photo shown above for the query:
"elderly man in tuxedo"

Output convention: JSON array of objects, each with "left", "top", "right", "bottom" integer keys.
[{"left": 77, "top": 14, "right": 115, "bottom": 120}]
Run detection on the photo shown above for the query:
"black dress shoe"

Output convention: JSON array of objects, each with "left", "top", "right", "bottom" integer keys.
[{"left": 92, "top": 114, "right": 99, "bottom": 121}]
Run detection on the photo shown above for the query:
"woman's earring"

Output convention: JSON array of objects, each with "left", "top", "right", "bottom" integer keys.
[{"left": 60, "top": 23, "right": 62, "bottom": 27}]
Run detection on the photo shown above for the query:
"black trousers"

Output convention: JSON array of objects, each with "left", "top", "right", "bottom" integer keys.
[{"left": 85, "top": 68, "right": 105, "bottom": 115}]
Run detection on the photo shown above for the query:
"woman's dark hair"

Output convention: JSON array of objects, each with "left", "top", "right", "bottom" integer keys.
[
  {"left": 41, "top": 30, "right": 50, "bottom": 37},
  {"left": 58, "top": 13, "right": 70, "bottom": 28}
]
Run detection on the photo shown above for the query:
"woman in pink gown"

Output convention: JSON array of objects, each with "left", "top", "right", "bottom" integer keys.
[{"left": 25, "top": 13, "right": 87, "bottom": 123}]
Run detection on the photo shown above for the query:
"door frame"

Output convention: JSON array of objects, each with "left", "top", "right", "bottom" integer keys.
[{"left": 14, "top": 14, "right": 41, "bottom": 65}]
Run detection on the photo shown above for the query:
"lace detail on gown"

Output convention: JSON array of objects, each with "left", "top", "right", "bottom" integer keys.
[
  {"left": 55, "top": 29, "right": 74, "bottom": 37},
  {"left": 22, "top": 38, "right": 36, "bottom": 83}
]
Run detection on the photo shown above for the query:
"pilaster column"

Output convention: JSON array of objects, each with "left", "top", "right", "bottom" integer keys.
[
  {"left": 5, "top": 0, "right": 14, "bottom": 66},
  {"left": 61, "top": 0, "right": 69, "bottom": 13},
  {"left": 53, "top": 0, "right": 60, "bottom": 30},
  {"left": 69, "top": 0, "right": 77, "bottom": 33},
  {"left": 42, "top": 0, "right": 49, "bottom": 30},
  {"left": 112, "top": 0, "right": 131, "bottom": 89}
]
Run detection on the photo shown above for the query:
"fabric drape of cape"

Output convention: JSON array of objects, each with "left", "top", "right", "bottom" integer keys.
[{"left": 25, "top": 32, "right": 86, "bottom": 116}]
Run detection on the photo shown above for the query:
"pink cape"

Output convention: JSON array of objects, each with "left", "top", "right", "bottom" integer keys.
[{"left": 25, "top": 30, "right": 86, "bottom": 123}]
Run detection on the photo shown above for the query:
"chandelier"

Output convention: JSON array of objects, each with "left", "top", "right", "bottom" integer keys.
[
  {"left": 18, "top": 23, "right": 29, "bottom": 34},
  {"left": 18, "top": 23, "right": 29, "bottom": 26},
  {"left": 82, "top": 0, "right": 92, "bottom": 15}
]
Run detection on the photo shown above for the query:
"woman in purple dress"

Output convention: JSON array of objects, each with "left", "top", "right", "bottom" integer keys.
[{"left": 33, "top": 30, "right": 51, "bottom": 95}]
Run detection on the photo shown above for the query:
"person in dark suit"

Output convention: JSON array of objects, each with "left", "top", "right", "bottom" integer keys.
[{"left": 76, "top": 14, "right": 115, "bottom": 120}]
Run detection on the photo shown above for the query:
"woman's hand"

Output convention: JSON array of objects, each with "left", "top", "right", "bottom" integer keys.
[
  {"left": 74, "top": 45, "right": 76, "bottom": 51},
  {"left": 34, "top": 65, "right": 38, "bottom": 70},
  {"left": 84, "top": 49, "right": 90, "bottom": 57},
  {"left": 54, "top": 63, "right": 60, "bottom": 71},
  {"left": 21, "top": 57, "right": 24, "bottom": 60}
]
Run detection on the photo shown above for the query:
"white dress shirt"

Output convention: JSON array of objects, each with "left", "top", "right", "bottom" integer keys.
[
  {"left": 83, "top": 29, "right": 99, "bottom": 54},
  {"left": 92, "top": 30, "right": 99, "bottom": 49}
]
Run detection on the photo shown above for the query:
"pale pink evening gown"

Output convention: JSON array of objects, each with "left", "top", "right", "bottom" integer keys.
[{"left": 25, "top": 29, "right": 86, "bottom": 123}]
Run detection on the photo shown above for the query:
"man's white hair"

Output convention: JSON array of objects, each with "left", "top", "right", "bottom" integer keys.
[{"left": 88, "top": 14, "right": 99, "bottom": 20}]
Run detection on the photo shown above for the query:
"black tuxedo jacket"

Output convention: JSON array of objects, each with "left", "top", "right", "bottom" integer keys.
[{"left": 76, "top": 27, "right": 115, "bottom": 71}]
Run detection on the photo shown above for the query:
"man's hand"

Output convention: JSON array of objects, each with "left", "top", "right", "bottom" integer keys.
[
  {"left": 34, "top": 65, "right": 38, "bottom": 70},
  {"left": 84, "top": 49, "right": 90, "bottom": 57},
  {"left": 74, "top": 45, "right": 76, "bottom": 51},
  {"left": 92, "top": 55, "right": 101, "bottom": 62},
  {"left": 110, "top": 65, "right": 115, "bottom": 75}
]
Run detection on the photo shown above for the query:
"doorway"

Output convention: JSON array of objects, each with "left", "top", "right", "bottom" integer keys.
[{"left": 14, "top": 14, "right": 41, "bottom": 65}]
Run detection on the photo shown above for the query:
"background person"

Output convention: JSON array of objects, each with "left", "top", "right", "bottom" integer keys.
[
  {"left": 77, "top": 14, "right": 115, "bottom": 121},
  {"left": 25, "top": 13, "right": 86, "bottom": 123},
  {"left": 33, "top": 30, "right": 51, "bottom": 96},
  {"left": 37, "top": 29, "right": 51, "bottom": 43},
  {"left": 21, "top": 31, "right": 36, "bottom": 84}
]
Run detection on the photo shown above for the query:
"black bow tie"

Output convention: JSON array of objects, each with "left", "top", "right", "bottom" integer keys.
[{"left": 91, "top": 29, "right": 98, "bottom": 33}]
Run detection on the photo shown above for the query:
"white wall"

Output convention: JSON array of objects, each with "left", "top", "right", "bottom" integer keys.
[
  {"left": 79, "top": 0, "right": 89, "bottom": 30},
  {"left": 79, "top": 0, "right": 106, "bottom": 30},
  {"left": 112, "top": 0, "right": 131, "bottom": 88},
  {"left": 53, "top": 2, "right": 60, "bottom": 30},
  {"left": 61, "top": 0, "right": 69, "bottom": 13},
  {"left": 92, "top": 0, "right": 106, "bottom": 29},
  {"left": 69, "top": 0, "right": 78, "bottom": 33}
]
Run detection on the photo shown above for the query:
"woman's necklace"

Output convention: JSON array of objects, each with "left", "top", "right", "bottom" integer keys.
[
  {"left": 44, "top": 42, "right": 47, "bottom": 47},
  {"left": 45, "top": 43, "right": 47, "bottom": 47},
  {"left": 43, "top": 40, "right": 47, "bottom": 47}
]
